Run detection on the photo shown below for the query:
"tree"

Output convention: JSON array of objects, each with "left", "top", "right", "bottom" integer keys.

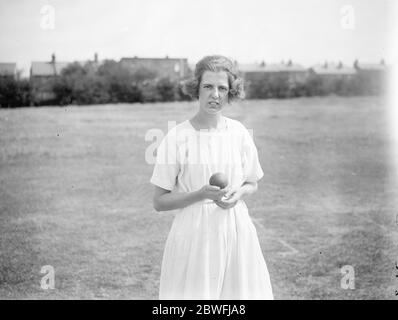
[
  {"left": 156, "top": 77, "right": 177, "bottom": 102},
  {"left": 0, "top": 77, "right": 31, "bottom": 107}
]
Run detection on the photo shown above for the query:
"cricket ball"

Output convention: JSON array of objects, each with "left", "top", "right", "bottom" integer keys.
[{"left": 209, "top": 172, "right": 228, "bottom": 189}]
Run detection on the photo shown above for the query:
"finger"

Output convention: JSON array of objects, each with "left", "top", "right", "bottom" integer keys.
[
  {"left": 222, "top": 199, "right": 232, "bottom": 205},
  {"left": 214, "top": 201, "right": 226, "bottom": 209},
  {"left": 223, "top": 197, "right": 238, "bottom": 205},
  {"left": 224, "top": 190, "right": 235, "bottom": 199},
  {"left": 218, "top": 195, "right": 229, "bottom": 202},
  {"left": 220, "top": 189, "right": 229, "bottom": 196},
  {"left": 219, "top": 201, "right": 233, "bottom": 209},
  {"left": 215, "top": 199, "right": 227, "bottom": 207}
]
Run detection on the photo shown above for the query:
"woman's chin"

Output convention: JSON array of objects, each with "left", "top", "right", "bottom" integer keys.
[{"left": 206, "top": 106, "right": 222, "bottom": 114}]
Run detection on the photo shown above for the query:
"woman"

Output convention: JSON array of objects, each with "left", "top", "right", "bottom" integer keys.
[{"left": 150, "top": 55, "right": 273, "bottom": 299}]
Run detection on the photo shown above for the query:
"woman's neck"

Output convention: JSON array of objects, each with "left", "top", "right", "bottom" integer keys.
[{"left": 191, "top": 112, "right": 224, "bottom": 130}]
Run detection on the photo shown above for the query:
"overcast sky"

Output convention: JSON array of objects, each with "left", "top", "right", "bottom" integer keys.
[{"left": 0, "top": 0, "right": 396, "bottom": 77}]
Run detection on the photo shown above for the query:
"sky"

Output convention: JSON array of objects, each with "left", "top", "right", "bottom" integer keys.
[{"left": 0, "top": 0, "right": 396, "bottom": 77}]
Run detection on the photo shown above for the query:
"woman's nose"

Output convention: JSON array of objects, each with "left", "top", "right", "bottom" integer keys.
[{"left": 211, "top": 88, "right": 220, "bottom": 98}]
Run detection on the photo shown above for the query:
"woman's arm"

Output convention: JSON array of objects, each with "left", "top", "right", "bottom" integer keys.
[
  {"left": 238, "top": 181, "right": 258, "bottom": 198},
  {"left": 153, "top": 185, "right": 228, "bottom": 212}
]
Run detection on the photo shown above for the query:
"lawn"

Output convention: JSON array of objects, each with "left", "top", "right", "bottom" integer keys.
[{"left": 0, "top": 96, "right": 397, "bottom": 299}]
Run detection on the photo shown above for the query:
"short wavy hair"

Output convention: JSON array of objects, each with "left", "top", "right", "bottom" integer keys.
[{"left": 181, "top": 55, "right": 245, "bottom": 102}]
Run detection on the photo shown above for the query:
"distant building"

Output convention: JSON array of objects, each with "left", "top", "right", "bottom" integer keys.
[
  {"left": 309, "top": 61, "right": 356, "bottom": 80},
  {"left": 354, "top": 59, "right": 386, "bottom": 72},
  {"left": 354, "top": 59, "right": 387, "bottom": 94},
  {"left": 277, "top": 60, "right": 308, "bottom": 84},
  {"left": 239, "top": 60, "right": 308, "bottom": 83},
  {"left": 0, "top": 63, "right": 17, "bottom": 79},
  {"left": 30, "top": 54, "right": 70, "bottom": 104},
  {"left": 119, "top": 56, "right": 190, "bottom": 80},
  {"left": 306, "top": 61, "right": 357, "bottom": 95},
  {"left": 239, "top": 60, "right": 308, "bottom": 98},
  {"left": 30, "top": 53, "right": 100, "bottom": 104},
  {"left": 307, "top": 59, "right": 387, "bottom": 95}
]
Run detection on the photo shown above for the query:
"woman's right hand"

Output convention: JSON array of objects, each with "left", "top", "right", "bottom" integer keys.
[{"left": 198, "top": 185, "right": 228, "bottom": 201}]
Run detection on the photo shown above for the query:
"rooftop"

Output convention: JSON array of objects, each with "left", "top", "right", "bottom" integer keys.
[
  {"left": 30, "top": 53, "right": 100, "bottom": 77},
  {"left": 120, "top": 56, "right": 188, "bottom": 62},
  {"left": 311, "top": 63, "right": 356, "bottom": 75},
  {"left": 0, "top": 63, "right": 17, "bottom": 76},
  {"left": 355, "top": 61, "right": 386, "bottom": 71},
  {"left": 31, "top": 60, "right": 99, "bottom": 76},
  {"left": 239, "top": 61, "right": 306, "bottom": 73}
]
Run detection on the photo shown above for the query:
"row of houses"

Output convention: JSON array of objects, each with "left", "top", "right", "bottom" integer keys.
[
  {"left": 240, "top": 59, "right": 387, "bottom": 84},
  {"left": 0, "top": 54, "right": 387, "bottom": 103},
  {"left": 240, "top": 59, "right": 387, "bottom": 97}
]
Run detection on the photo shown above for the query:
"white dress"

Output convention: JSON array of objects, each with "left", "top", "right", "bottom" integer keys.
[{"left": 150, "top": 116, "right": 274, "bottom": 300}]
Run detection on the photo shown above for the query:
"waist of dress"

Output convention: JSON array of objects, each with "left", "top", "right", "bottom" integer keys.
[
  {"left": 192, "top": 199, "right": 245, "bottom": 206},
  {"left": 200, "top": 200, "right": 216, "bottom": 205}
]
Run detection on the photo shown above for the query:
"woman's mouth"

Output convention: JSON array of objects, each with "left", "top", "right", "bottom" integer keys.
[{"left": 208, "top": 101, "right": 219, "bottom": 107}]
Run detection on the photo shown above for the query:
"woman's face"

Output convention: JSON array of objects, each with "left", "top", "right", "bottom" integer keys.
[{"left": 198, "top": 71, "right": 229, "bottom": 115}]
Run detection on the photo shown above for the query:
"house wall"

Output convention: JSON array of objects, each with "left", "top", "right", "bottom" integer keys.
[
  {"left": 30, "top": 76, "right": 57, "bottom": 103},
  {"left": 120, "top": 58, "right": 190, "bottom": 79}
]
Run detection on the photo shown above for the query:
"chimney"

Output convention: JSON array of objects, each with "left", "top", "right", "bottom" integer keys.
[
  {"left": 337, "top": 61, "right": 343, "bottom": 69},
  {"left": 323, "top": 61, "right": 328, "bottom": 69},
  {"left": 353, "top": 59, "right": 359, "bottom": 69},
  {"left": 287, "top": 59, "right": 292, "bottom": 66},
  {"left": 380, "top": 58, "right": 385, "bottom": 65},
  {"left": 51, "top": 53, "right": 56, "bottom": 64},
  {"left": 260, "top": 60, "right": 265, "bottom": 67},
  {"left": 94, "top": 53, "right": 98, "bottom": 63}
]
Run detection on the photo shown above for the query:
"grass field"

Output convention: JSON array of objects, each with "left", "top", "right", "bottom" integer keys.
[{"left": 0, "top": 96, "right": 397, "bottom": 299}]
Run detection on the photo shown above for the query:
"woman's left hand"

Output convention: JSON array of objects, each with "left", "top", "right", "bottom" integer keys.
[{"left": 214, "top": 186, "right": 242, "bottom": 210}]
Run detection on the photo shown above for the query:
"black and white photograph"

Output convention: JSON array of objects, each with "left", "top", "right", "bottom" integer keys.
[{"left": 0, "top": 0, "right": 397, "bottom": 302}]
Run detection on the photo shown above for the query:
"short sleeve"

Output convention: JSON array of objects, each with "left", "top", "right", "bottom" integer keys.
[
  {"left": 242, "top": 127, "right": 264, "bottom": 183},
  {"left": 150, "top": 128, "right": 180, "bottom": 191}
]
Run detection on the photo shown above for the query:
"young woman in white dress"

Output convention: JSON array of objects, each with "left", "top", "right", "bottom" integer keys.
[{"left": 150, "top": 55, "right": 274, "bottom": 299}]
